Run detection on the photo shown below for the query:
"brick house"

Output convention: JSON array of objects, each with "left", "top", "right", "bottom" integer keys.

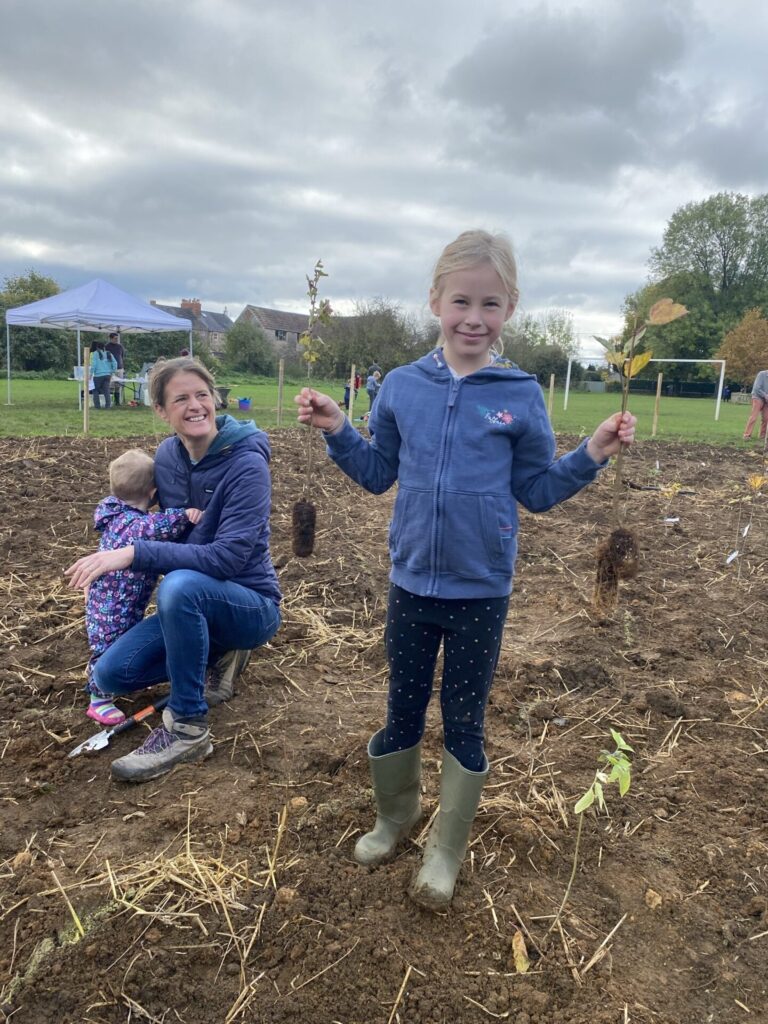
[
  {"left": 150, "top": 298, "right": 234, "bottom": 357},
  {"left": 236, "top": 306, "right": 312, "bottom": 361}
]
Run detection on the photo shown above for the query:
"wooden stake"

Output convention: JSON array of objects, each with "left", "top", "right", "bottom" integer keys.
[
  {"left": 348, "top": 363, "right": 356, "bottom": 423},
  {"left": 276, "top": 358, "right": 285, "bottom": 427},
  {"left": 83, "top": 345, "right": 90, "bottom": 436},
  {"left": 547, "top": 374, "right": 555, "bottom": 417},
  {"left": 652, "top": 371, "right": 663, "bottom": 438}
]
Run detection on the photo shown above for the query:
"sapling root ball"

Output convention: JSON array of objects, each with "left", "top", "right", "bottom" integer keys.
[
  {"left": 292, "top": 499, "right": 317, "bottom": 557},
  {"left": 594, "top": 527, "right": 639, "bottom": 610}
]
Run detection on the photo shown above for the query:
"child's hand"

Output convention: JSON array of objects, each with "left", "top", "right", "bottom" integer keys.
[
  {"left": 586, "top": 411, "right": 637, "bottom": 463},
  {"left": 186, "top": 508, "right": 204, "bottom": 525},
  {"left": 294, "top": 388, "right": 346, "bottom": 434}
]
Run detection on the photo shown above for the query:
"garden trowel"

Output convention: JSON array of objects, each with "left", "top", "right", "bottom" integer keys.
[{"left": 68, "top": 695, "right": 170, "bottom": 758}]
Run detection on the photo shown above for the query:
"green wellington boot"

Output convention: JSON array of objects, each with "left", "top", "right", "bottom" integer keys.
[
  {"left": 409, "top": 748, "right": 489, "bottom": 910},
  {"left": 353, "top": 730, "right": 422, "bottom": 866}
]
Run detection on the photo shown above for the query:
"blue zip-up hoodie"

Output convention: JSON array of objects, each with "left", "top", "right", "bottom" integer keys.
[
  {"left": 324, "top": 348, "right": 606, "bottom": 599},
  {"left": 131, "top": 415, "right": 281, "bottom": 604}
]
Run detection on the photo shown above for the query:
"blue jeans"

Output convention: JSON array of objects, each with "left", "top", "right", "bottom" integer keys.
[
  {"left": 93, "top": 376, "right": 112, "bottom": 409},
  {"left": 93, "top": 570, "right": 281, "bottom": 720}
]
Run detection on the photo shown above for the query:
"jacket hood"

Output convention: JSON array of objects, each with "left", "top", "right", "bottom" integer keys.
[
  {"left": 203, "top": 415, "right": 270, "bottom": 463},
  {"left": 414, "top": 347, "right": 535, "bottom": 383},
  {"left": 93, "top": 495, "right": 136, "bottom": 532}
]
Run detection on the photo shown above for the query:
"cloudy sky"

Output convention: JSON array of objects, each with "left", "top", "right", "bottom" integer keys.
[{"left": 2, "top": 0, "right": 766, "bottom": 358}]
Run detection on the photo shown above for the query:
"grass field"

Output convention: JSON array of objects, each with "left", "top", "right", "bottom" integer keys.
[
  {"left": 548, "top": 389, "right": 755, "bottom": 444},
  {"left": 0, "top": 377, "right": 760, "bottom": 444},
  {"left": 0, "top": 375, "right": 349, "bottom": 436}
]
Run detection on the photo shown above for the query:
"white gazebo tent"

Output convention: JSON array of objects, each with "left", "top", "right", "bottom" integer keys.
[{"left": 5, "top": 278, "right": 193, "bottom": 405}]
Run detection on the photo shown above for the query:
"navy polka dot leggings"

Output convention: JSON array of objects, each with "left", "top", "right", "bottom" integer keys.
[{"left": 382, "top": 584, "right": 509, "bottom": 772}]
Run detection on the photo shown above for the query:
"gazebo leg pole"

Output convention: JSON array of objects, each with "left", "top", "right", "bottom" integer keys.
[{"left": 5, "top": 325, "right": 11, "bottom": 406}]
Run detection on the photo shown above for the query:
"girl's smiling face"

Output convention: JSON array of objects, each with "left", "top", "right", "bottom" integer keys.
[
  {"left": 155, "top": 371, "right": 218, "bottom": 452},
  {"left": 429, "top": 261, "right": 516, "bottom": 373}
]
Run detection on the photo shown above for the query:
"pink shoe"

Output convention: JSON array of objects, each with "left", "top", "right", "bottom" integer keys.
[{"left": 87, "top": 699, "right": 126, "bottom": 726}]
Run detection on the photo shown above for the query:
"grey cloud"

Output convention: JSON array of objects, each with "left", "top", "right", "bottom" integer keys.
[
  {"left": 672, "top": 100, "right": 768, "bottom": 187},
  {"left": 0, "top": 0, "right": 765, "bottom": 358},
  {"left": 442, "top": 2, "right": 696, "bottom": 180},
  {"left": 446, "top": 4, "right": 690, "bottom": 123}
]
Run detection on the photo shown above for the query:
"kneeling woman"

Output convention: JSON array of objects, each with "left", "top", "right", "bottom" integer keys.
[{"left": 66, "top": 357, "right": 282, "bottom": 782}]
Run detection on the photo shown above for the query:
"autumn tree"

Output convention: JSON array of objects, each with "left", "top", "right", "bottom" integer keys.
[{"left": 716, "top": 309, "right": 768, "bottom": 387}]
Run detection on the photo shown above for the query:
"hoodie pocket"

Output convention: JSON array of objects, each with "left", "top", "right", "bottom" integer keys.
[
  {"left": 389, "top": 488, "right": 431, "bottom": 572},
  {"left": 482, "top": 495, "right": 517, "bottom": 562},
  {"left": 439, "top": 493, "right": 517, "bottom": 580},
  {"left": 435, "top": 493, "right": 516, "bottom": 580}
]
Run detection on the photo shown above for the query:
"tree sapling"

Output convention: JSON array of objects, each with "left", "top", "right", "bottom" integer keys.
[
  {"left": 551, "top": 728, "right": 634, "bottom": 932},
  {"left": 594, "top": 298, "right": 687, "bottom": 610},
  {"left": 292, "top": 260, "right": 333, "bottom": 558}
]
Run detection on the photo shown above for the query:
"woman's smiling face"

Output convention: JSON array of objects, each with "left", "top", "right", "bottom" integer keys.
[{"left": 155, "top": 370, "right": 218, "bottom": 449}]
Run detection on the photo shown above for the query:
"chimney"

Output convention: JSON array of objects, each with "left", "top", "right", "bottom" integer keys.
[{"left": 181, "top": 298, "right": 202, "bottom": 316}]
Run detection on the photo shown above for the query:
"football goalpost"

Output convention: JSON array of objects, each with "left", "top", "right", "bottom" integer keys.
[{"left": 563, "top": 357, "right": 727, "bottom": 420}]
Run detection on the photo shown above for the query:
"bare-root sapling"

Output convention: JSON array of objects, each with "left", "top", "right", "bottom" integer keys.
[
  {"left": 594, "top": 298, "right": 687, "bottom": 610},
  {"left": 291, "top": 260, "right": 333, "bottom": 558}
]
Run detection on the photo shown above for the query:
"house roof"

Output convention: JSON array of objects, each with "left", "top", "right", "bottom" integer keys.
[
  {"left": 153, "top": 303, "right": 234, "bottom": 334},
  {"left": 198, "top": 310, "right": 233, "bottom": 333},
  {"left": 240, "top": 305, "right": 310, "bottom": 334}
]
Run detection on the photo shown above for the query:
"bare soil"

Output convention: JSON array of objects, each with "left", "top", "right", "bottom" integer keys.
[{"left": 0, "top": 430, "right": 766, "bottom": 1024}]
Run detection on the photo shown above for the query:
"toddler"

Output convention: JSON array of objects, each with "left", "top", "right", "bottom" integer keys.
[{"left": 85, "top": 448, "right": 202, "bottom": 725}]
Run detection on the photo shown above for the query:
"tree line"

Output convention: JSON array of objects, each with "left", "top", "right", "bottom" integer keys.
[
  {"left": 0, "top": 272, "right": 582, "bottom": 383},
  {"left": 6, "top": 191, "right": 767, "bottom": 386}
]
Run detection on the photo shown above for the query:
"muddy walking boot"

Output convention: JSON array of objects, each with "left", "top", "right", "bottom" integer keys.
[
  {"left": 409, "top": 749, "right": 489, "bottom": 910},
  {"left": 206, "top": 649, "right": 252, "bottom": 707},
  {"left": 353, "top": 730, "right": 422, "bottom": 866},
  {"left": 111, "top": 709, "right": 213, "bottom": 783}
]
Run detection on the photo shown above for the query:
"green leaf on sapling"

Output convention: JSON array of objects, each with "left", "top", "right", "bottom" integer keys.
[
  {"left": 610, "top": 729, "right": 634, "bottom": 752},
  {"left": 574, "top": 787, "right": 596, "bottom": 814}
]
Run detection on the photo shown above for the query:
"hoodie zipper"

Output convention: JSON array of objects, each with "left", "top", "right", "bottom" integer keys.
[{"left": 428, "top": 375, "right": 462, "bottom": 595}]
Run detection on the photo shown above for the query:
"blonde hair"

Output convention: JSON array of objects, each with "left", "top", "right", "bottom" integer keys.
[
  {"left": 149, "top": 356, "right": 219, "bottom": 409},
  {"left": 431, "top": 230, "right": 519, "bottom": 306},
  {"left": 109, "top": 449, "right": 156, "bottom": 506}
]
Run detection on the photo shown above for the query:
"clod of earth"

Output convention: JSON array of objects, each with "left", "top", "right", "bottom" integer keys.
[
  {"left": 291, "top": 499, "right": 317, "bottom": 557},
  {"left": 594, "top": 526, "right": 640, "bottom": 609}
]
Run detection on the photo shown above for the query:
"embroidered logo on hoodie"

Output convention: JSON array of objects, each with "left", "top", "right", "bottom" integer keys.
[{"left": 479, "top": 406, "right": 515, "bottom": 426}]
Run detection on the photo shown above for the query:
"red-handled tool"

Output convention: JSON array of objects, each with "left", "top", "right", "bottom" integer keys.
[{"left": 68, "top": 695, "right": 170, "bottom": 758}]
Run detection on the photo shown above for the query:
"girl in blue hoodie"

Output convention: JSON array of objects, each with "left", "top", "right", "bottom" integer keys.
[
  {"left": 296, "top": 230, "right": 636, "bottom": 910},
  {"left": 67, "top": 358, "right": 282, "bottom": 783}
]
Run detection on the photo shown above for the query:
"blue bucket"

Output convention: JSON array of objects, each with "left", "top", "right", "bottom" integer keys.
[{"left": 238, "top": 397, "right": 252, "bottom": 411}]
